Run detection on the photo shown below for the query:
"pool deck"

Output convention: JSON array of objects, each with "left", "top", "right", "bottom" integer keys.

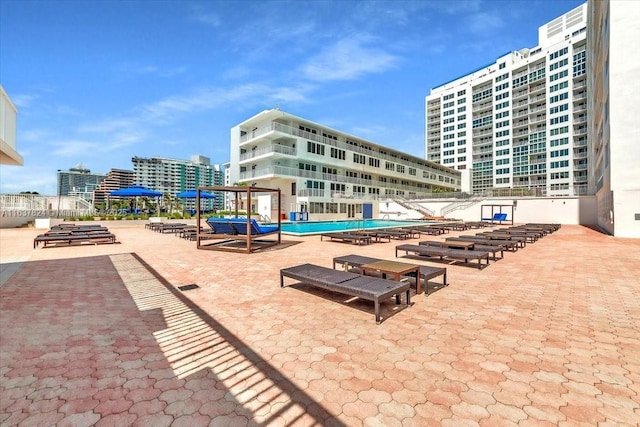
[{"left": 1, "top": 223, "right": 639, "bottom": 426}]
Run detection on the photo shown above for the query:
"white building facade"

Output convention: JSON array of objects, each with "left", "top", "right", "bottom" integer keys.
[
  {"left": 229, "top": 109, "right": 461, "bottom": 221},
  {"left": 0, "top": 85, "right": 22, "bottom": 166},
  {"left": 587, "top": 0, "right": 640, "bottom": 238},
  {"left": 132, "top": 154, "right": 222, "bottom": 209},
  {"left": 426, "top": 3, "right": 588, "bottom": 197}
]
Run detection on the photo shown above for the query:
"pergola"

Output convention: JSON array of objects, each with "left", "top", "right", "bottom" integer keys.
[{"left": 195, "top": 186, "right": 282, "bottom": 253}]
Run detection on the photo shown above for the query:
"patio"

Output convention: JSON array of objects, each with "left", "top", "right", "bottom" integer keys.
[{"left": 1, "top": 224, "right": 639, "bottom": 426}]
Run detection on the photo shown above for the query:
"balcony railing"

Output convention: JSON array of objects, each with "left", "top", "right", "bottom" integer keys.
[
  {"left": 239, "top": 144, "right": 296, "bottom": 161},
  {"left": 245, "top": 122, "right": 459, "bottom": 176},
  {"left": 240, "top": 165, "right": 453, "bottom": 193}
]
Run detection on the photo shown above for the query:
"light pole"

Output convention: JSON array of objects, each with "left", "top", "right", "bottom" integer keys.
[{"left": 57, "top": 170, "right": 62, "bottom": 218}]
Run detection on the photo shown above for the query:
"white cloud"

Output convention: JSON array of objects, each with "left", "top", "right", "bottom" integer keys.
[
  {"left": 466, "top": 11, "right": 505, "bottom": 34},
  {"left": 115, "top": 63, "right": 187, "bottom": 78},
  {"left": 300, "top": 37, "right": 398, "bottom": 82},
  {"left": 0, "top": 164, "right": 58, "bottom": 195},
  {"left": 11, "top": 93, "right": 39, "bottom": 108}
]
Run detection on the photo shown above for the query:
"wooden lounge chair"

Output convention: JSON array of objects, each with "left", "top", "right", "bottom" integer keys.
[
  {"left": 454, "top": 235, "right": 518, "bottom": 252},
  {"left": 425, "top": 240, "right": 505, "bottom": 260},
  {"left": 376, "top": 228, "right": 412, "bottom": 240},
  {"left": 320, "top": 232, "right": 372, "bottom": 245},
  {"left": 34, "top": 232, "right": 117, "bottom": 248},
  {"left": 395, "top": 244, "right": 490, "bottom": 269},
  {"left": 280, "top": 263, "right": 411, "bottom": 324},
  {"left": 476, "top": 232, "right": 527, "bottom": 248}
]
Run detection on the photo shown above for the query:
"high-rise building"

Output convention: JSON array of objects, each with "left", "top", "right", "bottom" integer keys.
[
  {"left": 93, "top": 168, "right": 134, "bottom": 206},
  {"left": 229, "top": 109, "right": 461, "bottom": 220},
  {"left": 132, "top": 155, "right": 222, "bottom": 209},
  {"left": 587, "top": 0, "right": 640, "bottom": 238},
  {"left": 57, "top": 164, "right": 107, "bottom": 203},
  {"left": 210, "top": 163, "right": 225, "bottom": 210},
  {"left": 426, "top": 3, "right": 588, "bottom": 196}
]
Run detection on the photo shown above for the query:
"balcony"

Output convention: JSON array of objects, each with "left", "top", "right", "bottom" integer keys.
[
  {"left": 297, "top": 188, "right": 328, "bottom": 198},
  {"left": 528, "top": 84, "right": 546, "bottom": 94},
  {"left": 472, "top": 102, "right": 493, "bottom": 113},
  {"left": 513, "top": 110, "right": 529, "bottom": 119},
  {"left": 472, "top": 129, "right": 493, "bottom": 138},
  {"left": 513, "top": 119, "right": 529, "bottom": 129},
  {"left": 513, "top": 90, "right": 528, "bottom": 100},
  {"left": 239, "top": 144, "right": 296, "bottom": 162},
  {"left": 530, "top": 114, "right": 546, "bottom": 124},
  {"left": 573, "top": 80, "right": 587, "bottom": 90},
  {"left": 240, "top": 165, "right": 450, "bottom": 193}
]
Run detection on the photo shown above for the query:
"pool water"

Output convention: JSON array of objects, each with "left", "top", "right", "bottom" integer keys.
[{"left": 279, "top": 219, "right": 423, "bottom": 235}]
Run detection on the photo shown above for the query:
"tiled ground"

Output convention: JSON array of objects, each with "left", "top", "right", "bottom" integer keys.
[{"left": 0, "top": 223, "right": 639, "bottom": 426}]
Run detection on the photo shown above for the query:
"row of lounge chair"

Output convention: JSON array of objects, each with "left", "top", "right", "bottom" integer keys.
[
  {"left": 284, "top": 223, "right": 559, "bottom": 322},
  {"left": 319, "top": 220, "right": 509, "bottom": 247},
  {"left": 33, "top": 223, "right": 118, "bottom": 249},
  {"left": 394, "top": 222, "right": 559, "bottom": 269}
]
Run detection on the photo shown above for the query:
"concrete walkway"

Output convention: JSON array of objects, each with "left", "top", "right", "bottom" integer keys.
[{"left": 0, "top": 224, "right": 639, "bottom": 426}]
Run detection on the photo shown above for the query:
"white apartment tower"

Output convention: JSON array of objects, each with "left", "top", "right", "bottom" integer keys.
[
  {"left": 426, "top": 3, "right": 588, "bottom": 196},
  {"left": 587, "top": 0, "right": 640, "bottom": 238},
  {"left": 132, "top": 154, "right": 219, "bottom": 197},
  {"left": 229, "top": 109, "right": 461, "bottom": 220}
]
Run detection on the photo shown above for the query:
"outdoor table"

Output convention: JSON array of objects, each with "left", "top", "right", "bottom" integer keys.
[{"left": 360, "top": 260, "right": 422, "bottom": 293}]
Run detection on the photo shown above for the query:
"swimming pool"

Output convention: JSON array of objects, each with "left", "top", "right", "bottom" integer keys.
[{"left": 279, "top": 219, "right": 424, "bottom": 236}]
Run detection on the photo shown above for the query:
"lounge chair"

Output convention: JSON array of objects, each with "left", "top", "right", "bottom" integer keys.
[
  {"left": 426, "top": 239, "right": 505, "bottom": 260},
  {"left": 332, "top": 254, "right": 447, "bottom": 296},
  {"left": 395, "top": 244, "right": 490, "bottom": 269},
  {"left": 481, "top": 212, "right": 508, "bottom": 224},
  {"left": 454, "top": 235, "right": 518, "bottom": 252},
  {"left": 280, "top": 263, "right": 411, "bottom": 324},
  {"left": 205, "top": 218, "right": 238, "bottom": 235},
  {"left": 228, "top": 218, "right": 279, "bottom": 236},
  {"left": 34, "top": 231, "right": 117, "bottom": 248},
  {"left": 321, "top": 232, "right": 372, "bottom": 245}
]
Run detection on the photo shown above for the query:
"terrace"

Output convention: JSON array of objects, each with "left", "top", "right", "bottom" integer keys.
[{"left": 1, "top": 223, "right": 639, "bottom": 425}]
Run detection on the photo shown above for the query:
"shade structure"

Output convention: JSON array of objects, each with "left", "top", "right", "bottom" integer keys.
[
  {"left": 176, "top": 190, "right": 216, "bottom": 199},
  {"left": 110, "top": 185, "right": 162, "bottom": 198}
]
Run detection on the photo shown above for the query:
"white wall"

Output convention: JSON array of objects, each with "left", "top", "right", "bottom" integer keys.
[{"left": 397, "top": 196, "right": 598, "bottom": 226}]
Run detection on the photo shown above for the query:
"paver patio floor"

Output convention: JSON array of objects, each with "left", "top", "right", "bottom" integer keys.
[{"left": 1, "top": 223, "right": 639, "bottom": 426}]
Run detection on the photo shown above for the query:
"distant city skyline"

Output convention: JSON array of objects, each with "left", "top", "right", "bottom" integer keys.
[{"left": 0, "top": 0, "right": 584, "bottom": 195}]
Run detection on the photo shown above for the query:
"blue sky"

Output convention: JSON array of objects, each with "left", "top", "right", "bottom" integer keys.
[{"left": 0, "top": 0, "right": 585, "bottom": 195}]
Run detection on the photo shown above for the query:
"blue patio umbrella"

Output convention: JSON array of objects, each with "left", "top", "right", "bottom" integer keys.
[
  {"left": 110, "top": 185, "right": 163, "bottom": 198},
  {"left": 109, "top": 185, "right": 162, "bottom": 213},
  {"left": 176, "top": 190, "right": 216, "bottom": 199},
  {"left": 177, "top": 190, "right": 216, "bottom": 215}
]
